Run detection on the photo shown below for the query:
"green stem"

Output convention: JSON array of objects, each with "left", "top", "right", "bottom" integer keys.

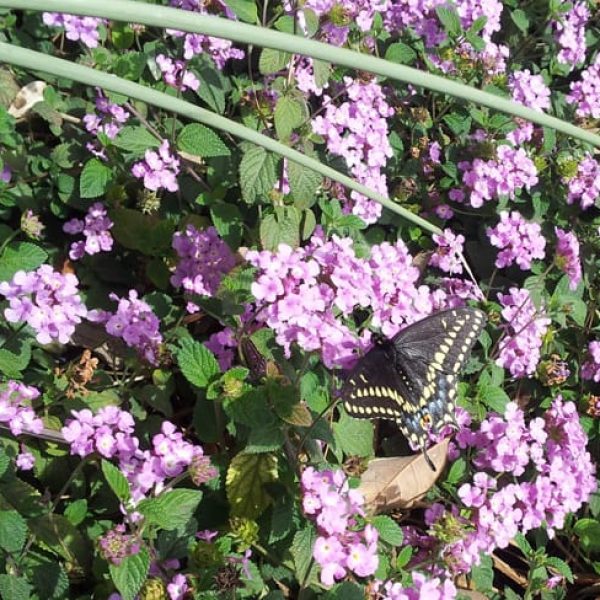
[
  {"left": 0, "top": 42, "right": 440, "bottom": 235},
  {"left": 2, "top": 0, "right": 600, "bottom": 147}
]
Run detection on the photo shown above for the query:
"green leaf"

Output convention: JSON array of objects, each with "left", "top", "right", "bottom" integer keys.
[
  {"left": 110, "top": 208, "right": 175, "bottom": 256},
  {"left": 510, "top": 8, "right": 529, "bottom": 33},
  {"left": 137, "top": 489, "right": 202, "bottom": 530},
  {"left": 210, "top": 203, "right": 243, "bottom": 248},
  {"left": 226, "top": 452, "right": 278, "bottom": 518},
  {"left": 333, "top": 412, "right": 374, "bottom": 457},
  {"left": 239, "top": 144, "right": 279, "bottom": 204},
  {"left": 274, "top": 96, "right": 303, "bottom": 140},
  {"left": 471, "top": 554, "right": 494, "bottom": 592},
  {"left": 177, "top": 339, "right": 220, "bottom": 389},
  {"left": 0, "top": 242, "right": 47, "bottom": 282},
  {"left": 64, "top": 499, "right": 88, "bottom": 526},
  {"left": 301, "top": 208, "right": 317, "bottom": 240},
  {"left": 288, "top": 161, "right": 322, "bottom": 207},
  {"left": 260, "top": 207, "right": 301, "bottom": 251},
  {"left": 101, "top": 460, "right": 131, "bottom": 503},
  {"left": 435, "top": 6, "right": 462, "bottom": 36},
  {"left": 111, "top": 21, "right": 135, "bottom": 49},
  {"left": 113, "top": 126, "right": 159, "bottom": 155},
  {"left": 0, "top": 575, "right": 32, "bottom": 600},
  {"left": 312, "top": 59, "right": 331, "bottom": 88},
  {"left": 109, "top": 548, "right": 150, "bottom": 600},
  {"left": 545, "top": 556, "right": 574, "bottom": 583},
  {"left": 0, "top": 341, "right": 31, "bottom": 378},
  {"left": 259, "top": 48, "right": 292, "bottom": 74},
  {"left": 371, "top": 515, "right": 403, "bottom": 546},
  {"left": 195, "top": 61, "right": 228, "bottom": 114},
  {"left": 477, "top": 384, "right": 510, "bottom": 413},
  {"left": 324, "top": 582, "right": 365, "bottom": 599},
  {"left": 31, "top": 560, "right": 69, "bottom": 600},
  {"left": 396, "top": 545, "right": 413, "bottom": 569},
  {"left": 79, "top": 158, "right": 112, "bottom": 198},
  {"left": 446, "top": 457, "right": 466, "bottom": 484},
  {"left": 574, "top": 518, "right": 600, "bottom": 552},
  {"left": 223, "top": 0, "right": 258, "bottom": 23},
  {"left": 177, "top": 123, "right": 230, "bottom": 158},
  {"left": 0, "top": 510, "right": 27, "bottom": 553},
  {"left": 291, "top": 526, "right": 317, "bottom": 584},
  {"left": 385, "top": 42, "right": 417, "bottom": 65},
  {"left": 245, "top": 421, "right": 285, "bottom": 453}
]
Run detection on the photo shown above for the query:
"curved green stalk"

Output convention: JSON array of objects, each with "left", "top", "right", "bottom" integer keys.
[
  {"left": 1, "top": 0, "right": 599, "bottom": 148},
  {"left": 0, "top": 42, "right": 439, "bottom": 233}
]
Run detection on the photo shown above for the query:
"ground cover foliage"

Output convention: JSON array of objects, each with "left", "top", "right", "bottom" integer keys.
[{"left": 0, "top": 0, "right": 600, "bottom": 598}]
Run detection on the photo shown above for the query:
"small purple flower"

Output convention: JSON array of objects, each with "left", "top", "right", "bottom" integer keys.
[
  {"left": 166, "top": 574, "right": 189, "bottom": 600},
  {"left": 132, "top": 140, "right": 180, "bottom": 192},
  {"left": 566, "top": 54, "right": 600, "bottom": 119},
  {"left": 63, "top": 202, "right": 114, "bottom": 261},
  {"left": 0, "top": 164, "right": 10, "bottom": 183},
  {"left": 553, "top": 1, "right": 589, "bottom": 67},
  {"left": 554, "top": 227, "right": 582, "bottom": 290},
  {"left": 564, "top": 154, "right": 600, "bottom": 210},
  {"left": 429, "top": 229, "right": 464, "bottom": 275},
  {"left": 15, "top": 450, "right": 35, "bottom": 471},
  {"left": 0, "top": 381, "right": 43, "bottom": 437},
  {"left": 83, "top": 91, "right": 130, "bottom": 140},
  {"left": 156, "top": 54, "right": 200, "bottom": 92},
  {"left": 509, "top": 69, "right": 551, "bottom": 112},
  {"left": 42, "top": 13, "right": 105, "bottom": 48}
]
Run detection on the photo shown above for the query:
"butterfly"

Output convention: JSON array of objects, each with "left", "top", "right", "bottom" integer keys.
[{"left": 341, "top": 307, "right": 487, "bottom": 470}]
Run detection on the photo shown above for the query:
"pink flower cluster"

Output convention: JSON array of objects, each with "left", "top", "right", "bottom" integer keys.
[
  {"left": 564, "top": 154, "right": 600, "bottom": 210},
  {"left": 312, "top": 78, "right": 394, "bottom": 224},
  {"left": 581, "top": 341, "right": 600, "bottom": 382},
  {"left": 429, "top": 229, "right": 464, "bottom": 275},
  {"left": 553, "top": 1, "right": 589, "bottom": 67},
  {"left": 42, "top": 13, "right": 105, "bottom": 48},
  {"left": 171, "top": 225, "right": 236, "bottom": 313},
  {"left": 246, "top": 233, "right": 435, "bottom": 368},
  {"left": 62, "top": 406, "right": 216, "bottom": 502},
  {"left": 486, "top": 211, "right": 546, "bottom": 270},
  {"left": 567, "top": 55, "right": 600, "bottom": 118},
  {"left": 156, "top": 54, "right": 200, "bottom": 92},
  {"left": 554, "top": 227, "right": 582, "bottom": 290},
  {"left": 0, "top": 265, "right": 88, "bottom": 345},
  {"left": 374, "top": 573, "right": 457, "bottom": 600},
  {"left": 301, "top": 467, "right": 378, "bottom": 586},
  {"left": 91, "top": 290, "right": 163, "bottom": 365},
  {"left": 509, "top": 69, "right": 551, "bottom": 112},
  {"left": 0, "top": 381, "right": 43, "bottom": 437},
  {"left": 63, "top": 202, "right": 114, "bottom": 261},
  {"left": 496, "top": 287, "right": 550, "bottom": 378},
  {"left": 455, "top": 146, "right": 538, "bottom": 208},
  {"left": 83, "top": 92, "right": 130, "bottom": 140},
  {"left": 98, "top": 524, "right": 141, "bottom": 565},
  {"left": 132, "top": 140, "right": 180, "bottom": 193}
]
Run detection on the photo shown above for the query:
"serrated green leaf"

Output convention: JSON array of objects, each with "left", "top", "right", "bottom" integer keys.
[
  {"left": 223, "top": 0, "right": 258, "bottom": 22},
  {"left": 137, "top": 489, "right": 202, "bottom": 530},
  {"left": 0, "top": 242, "right": 47, "bottom": 282},
  {"left": 177, "top": 123, "right": 230, "bottom": 158},
  {"left": 80, "top": 158, "right": 112, "bottom": 198},
  {"left": 291, "top": 526, "right": 316, "bottom": 584},
  {"left": 260, "top": 207, "right": 301, "bottom": 251},
  {"left": 210, "top": 202, "right": 242, "bottom": 248},
  {"left": 239, "top": 145, "right": 279, "bottom": 204},
  {"left": 372, "top": 515, "right": 403, "bottom": 546},
  {"left": 258, "top": 48, "right": 291, "bottom": 74},
  {"left": 324, "top": 582, "right": 365, "bottom": 599},
  {"left": 31, "top": 560, "right": 69, "bottom": 600},
  {"left": 0, "top": 342, "right": 31, "bottom": 378},
  {"left": 0, "top": 510, "right": 26, "bottom": 553},
  {"left": 109, "top": 548, "right": 150, "bottom": 600},
  {"left": 0, "top": 575, "right": 32, "bottom": 600},
  {"left": 385, "top": 42, "right": 417, "bottom": 65},
  {"left": 396, "top": 545, "right": 413, "bottom": 569},
  {"left": 113, "top": 126, "right": 159, "bottom": 155},
  {"left": 177, "top": 339, "right": 220, "bottom": 389},
  {"left": 511, "top": 8, "right": 529, "bottom": 33},
  {"left": 574, "top": 518, "right": 600, "bottom": 552},
  {"left": 545, "top": 556, "right": 574, "bottom": 583},
  {"left": 274, "top": 96, "right": 303, "bottom": 140},
  {"left": 333, "top": 412, "right": 374, "bottom": 457},
  {"left": 301, "top": 208, "right": 317, "bottom": 241},
  {"left": 196, "top": 63, "right": 227, "bottom": 114},
  {"left": 312, "top": 59, "right": 331, "bottom": 89},
  {"left": 101, "top": 460, "right": 131, "bottom": 503},
  {"left": 477, "top": 384, "right": 509, "bottom": 413},
  {"left": 64, "top": 499, "right": 88, "bottom": 526},
  {"left": 446, "top": 457, "right": 467, "bottom": 484},
  {"left": 435, "top": 6, "right": 462, "bottom": 36},
  {"left": 471, "top": 554, "right": 494, "bottom": 592},
  {"left": 226, "top": 452, "right": 278, "bottom": 519},
  {"left": 110, "top": 208, "right": 175, "bottom": 256},
  {"left": 245, "top": 421, "right": 285, "bottom": 453},
  {"left": 288, "top": 161, "right": 322, "bottom": 207}
]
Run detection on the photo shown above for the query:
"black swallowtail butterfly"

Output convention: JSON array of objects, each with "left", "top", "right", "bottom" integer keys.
[{"left": 341, "top": 307, "right": 487, "bottom": 470}]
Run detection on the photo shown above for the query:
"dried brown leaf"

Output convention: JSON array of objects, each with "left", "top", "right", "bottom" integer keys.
[
  {"left": 8, "top": 80, "right": 47, "bottom": 119},
  {"left": 358, "top": 438, "right": 450, "bottom": 514}
]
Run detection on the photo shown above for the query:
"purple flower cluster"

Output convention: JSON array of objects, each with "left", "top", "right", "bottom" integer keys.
[
  {"left": 312, "top": 78, "right": 394, "bottom": 224},
  {"left": 0, "top": 164, "right": 11, "bottom": 183},
  {"left": 496, "top": 287, "right": 550, "bottom": 378},
  {"left": 301, "top": 467, "right": 378, "bottom": 586},
  {"left": 581, "top": 341, "right": 600, "bottom": 382},
  {"left": 374, "top": 573, "right": 457, "bottom": 600},
  {"left": 566, "top": 55, "right": 600, "bottom": 118},
  {"left": 131, "top": 140, "right": 180, "bottom": 193},
  {"left": 554, "top": 227, "right": 582, "bottom": 290},
  {"left": 509, "top": 70, "right": 551, "bottom": 112},
  {"left": 455, "top": 146, "right": 538, "bottom": 207},
  {"left": 171, "top": 225, "right": 236, "bottom": 313},
  {"left": 98, "top": 524, "right": 141, "bottom": 565},
  {"left": 246, "top": 233, "right": 435, "bottom": 368},
  {"left": 83, "top": 92, "right": 130, "bottom": 140},
  {"left": 429, "top": 229, "right": 464, "bottom": 275},
  {"left": 564, "top": 154, "right": 600, "bottom": 210},
  {"left": 167, "top": 0, "right": 245, "bottom": 68},
  {"left": 63, "top": 202, "right": 114, "bottom": 261},
  {"left": 92, "top": 290, "right": 163, "bottom": 364},
  {"left": 486, "top": 211, "right": 546, "bottom": 270},
  {"left": 156, "top": 54, "right": 200, "bottom": 92},
  {"left": 0, "top": 381, "right": 43, "bottom": 437},
  {"left": 42, "top": 13, "right": 105, "bottom": 48},
  {"left": 553, "top": 1, "right": 589, "bottom": 68},
  {"left": 62, "top": 407, "right": 215, "bottom": 502},
  {"left": 0, "top": 265, "right": 87, "bottom": 345}
]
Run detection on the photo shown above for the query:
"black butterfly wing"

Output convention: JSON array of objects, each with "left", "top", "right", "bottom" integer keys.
[{"left": 341, "top": 307, "right": 487, "bottom": 465}]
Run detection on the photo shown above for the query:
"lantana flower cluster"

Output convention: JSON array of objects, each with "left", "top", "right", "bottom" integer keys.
[
  {"left": 486, "top": 211, "right": 546, "bottom": 270},
  {"left": 509, "top": 69, "right": 551, "bottom": 112},
  {"left": 581, "top": 341, "right": 600, "bottom": 382},
  {"left": 311, "top": 78, "right": 394, "bottom": 224},
  {"left": 63, "top": 202, "right": 114, "bottom": 261},
  {"left": 171, "top": 225, "right": 237, "bottom": 313},
  {"left": 156, "top": 54, "right": 200, "bottom": 92},
  {"left": 554, "top": 227, "right": 582, "bottom": 290},
  {"left": 42, "top": 12, "right": 105, "bottom": 48},
  {"left": 496, "top": 287, "right": 550, "bottom": 378},
  {"left": 0, "top": 265, "right": 88, "bottom": 345},
  {"left": 98, "top": 524, "right": 141, "bottom": 566},
  {"left": 564, "top": 154, "right": 600, "bottom": 210},
  {"left": 83, "top": 92, "right": 130, "bottom": 140},
  {"left": 553, "top": 1, "right": 589, "bottom": 68},
  {"left": 566, "top": 54, "right": 600, "bottom": 118},
  {"left": 374, "top": 573, "right": 457, "bottom": 600},
  {"left": 62, "top": 406, "right": 216, "bottom": 502},
  {"left": 131, "top": 140, "right": 180, "bottom": 193},
  {"left": 0, "top": 381, "right": 43, "bottom": 438},
  {"left": 429, "top": 229, "right": 464, "bottom": 275},
  {"left": 301, "top": 467, "right": 378, "bottom": 586},
  {"left": 455, "top": 146, "right": 539, "bottom": 207}
]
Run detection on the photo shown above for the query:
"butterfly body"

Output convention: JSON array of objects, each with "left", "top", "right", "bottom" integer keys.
[{"left": 341, "top": 307, "right": 486, "bottom": 469}]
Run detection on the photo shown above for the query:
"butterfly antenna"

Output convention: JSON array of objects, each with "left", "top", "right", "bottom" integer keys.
[{"left": 423, "top": 448, "right": 436, "bottom": 472}]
